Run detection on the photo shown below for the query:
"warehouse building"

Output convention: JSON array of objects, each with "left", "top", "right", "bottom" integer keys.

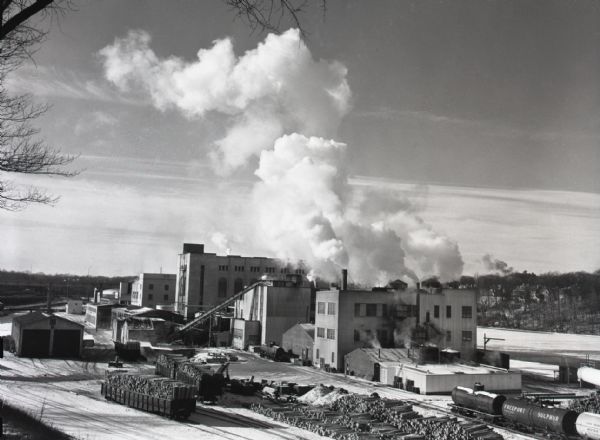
[
  {"left": 282, "top": 323, "right": 314, "bottom": 363},
  {"left": 383, "top": 362, "right": 521, "bottom": 394},
  {"left": 231, "top": 276, "right": 312, "bottom": 349},
  {"left": 313, "top": 276, "right": 477, "bottom": 372},
  {"left": 174, "top": 243, "right": 309, "bottom": 319},
  {"left": 85, "top": 303, "right": 119, "bottom": 330},
  {"left": 12, "top": 312, "right": 84, "bottom": 358}
]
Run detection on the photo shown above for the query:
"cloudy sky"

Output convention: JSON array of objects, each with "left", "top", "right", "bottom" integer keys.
[{"left": 1, "top": 0, "right": 599, "bottom": 281}]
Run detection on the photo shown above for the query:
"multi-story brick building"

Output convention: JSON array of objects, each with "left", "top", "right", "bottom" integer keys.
[
  {"left": 313, "top": 281, "right": 477, "bottom": 371},
  {"left": 130, "top": 273, "right": 176, "bottom": 308},
  {"left": 174, "top": 243, "right": 308, "bottom": 319}
]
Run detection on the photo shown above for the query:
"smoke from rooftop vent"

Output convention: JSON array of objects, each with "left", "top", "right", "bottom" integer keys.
[{"left": 100, "top": 29, "right": 464, "bottom": 285}]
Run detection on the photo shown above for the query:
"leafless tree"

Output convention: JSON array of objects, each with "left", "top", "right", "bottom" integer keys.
[
  {"left": 0, "top": 0, "right": 76, "bottom": 211},
  {"left": 224, "top": 0, "right": 326, "bottom": 37}
]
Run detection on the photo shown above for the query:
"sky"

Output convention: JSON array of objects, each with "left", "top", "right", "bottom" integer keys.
[{"left": 0, "top": 0, "right": 599, "bottom": 281}]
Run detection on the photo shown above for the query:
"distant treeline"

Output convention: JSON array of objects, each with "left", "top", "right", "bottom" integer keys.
[
  {"left": 417, "top": 270, "right": 600, "bottom": 300},
  {"left": 0, "top": 269, "right": 135, "bottom": 303}
]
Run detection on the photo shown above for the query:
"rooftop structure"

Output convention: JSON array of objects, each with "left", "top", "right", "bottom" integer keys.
[{"left": 174, "top": 243, "right": 308, "bottom": 319}]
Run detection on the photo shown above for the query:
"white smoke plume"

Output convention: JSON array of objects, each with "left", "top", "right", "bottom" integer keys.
[{"left": 100, "top": 29, "right": 464, "bottom": 285}]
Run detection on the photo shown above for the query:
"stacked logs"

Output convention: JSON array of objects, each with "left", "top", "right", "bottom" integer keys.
[
  {"left": 250, "top": 391, "right": 502, "bottom": 440},
  {"left": 105, "top": 372, "right": 196, "bottom": 400}
]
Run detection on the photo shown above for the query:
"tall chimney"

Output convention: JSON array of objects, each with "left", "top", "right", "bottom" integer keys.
[{"left": 342, "top": 269, "right": 348, "bottom": 291}]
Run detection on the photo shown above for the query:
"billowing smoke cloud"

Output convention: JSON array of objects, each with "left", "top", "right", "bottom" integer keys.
[
  {"left": 100, "top": 29, "right": 350, "bottom": 174},
  {"left": 100, "top": 29, "right": 464, "bottom": 284},
  {"left": 482, "top": 254, "right": 513, "bottom": 274}
]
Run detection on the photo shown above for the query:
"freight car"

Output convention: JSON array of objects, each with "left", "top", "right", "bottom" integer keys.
[
  {"left": 101, "top": 374, "right": 196, "bottom": 420},
  {"left": 155, "top": 353, "right": 228, "bottom": 402},
  {"left": 258, "top": 345, "right": 291, "bottom": 362},
  {"left": 450, "top": 386, "right": 505, "bottom": 421},
  {"left": 451, "top": 386, "right": 600, "bottom": 440}
]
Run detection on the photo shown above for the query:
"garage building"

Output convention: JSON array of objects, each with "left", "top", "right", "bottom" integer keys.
[{"left": 12, "top": 312, "right": 84, "bottom": 358}]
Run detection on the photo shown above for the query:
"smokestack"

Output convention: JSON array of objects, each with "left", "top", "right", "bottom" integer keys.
[
  {"left": 416, "top": 281, "right": 420, "bottom": 290},
  {"left": 342, "top": 269, "right": 348, "bottom": 291}
]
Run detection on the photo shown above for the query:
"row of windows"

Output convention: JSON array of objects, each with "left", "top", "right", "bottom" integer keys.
[
  {"left": 217, "top": 265, "right": 303, "bottom": 274},
  {"left": 147, "top": 283, "right": 170, "bottom": 291},
  {"left": 354, "top": 303, "right": 387, "bottom": 317},
  {"left": 317, "top": 302, "right": 336, "bottom": 315},
  {"left": 316, "top": 327, "right": 336, "bottom": 340},
  {"left": 430, "top": 305, "right": 472, "bottom": 319}
]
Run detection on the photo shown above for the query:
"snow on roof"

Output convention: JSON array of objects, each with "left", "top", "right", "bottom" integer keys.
[
  {"left": 352, "top": 348, "right": 410, "bottom": 363},
  {"left": 13, "top": 311, "right": 83, "bottom": 328},
  {"left": 406, "top": 363, "right": 510, "bottom": 375}
]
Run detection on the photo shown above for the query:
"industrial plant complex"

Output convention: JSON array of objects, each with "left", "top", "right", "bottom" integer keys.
[{"left": 2, "top": 244, "right": 600, "bottom": 440}]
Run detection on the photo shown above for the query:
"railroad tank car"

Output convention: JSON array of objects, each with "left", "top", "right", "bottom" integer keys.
[
  {"left": 502, "top": 398, "right": 578, "bottom": 436},
  {"left": 579, "top": 367, "right": 600, "bottom": 388},
  {"left": 576, "top": 412, "right": 600, "bottom": 440},
  {"left": 451, "top": 386, "right": 506, "bottom": 415}
]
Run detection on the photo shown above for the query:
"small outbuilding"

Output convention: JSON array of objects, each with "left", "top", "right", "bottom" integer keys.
[
  {"left": 344, "top": 348, "right": 410, "bottom": 380},
  {"left": 12, "top": 312, "right": 84, "bottom": 358},
  {"left": 85, "top": 303, "right": 119, "bottom": 330},
  {"left": 282, "top": 323, "right": 314, "bottom": 363}
]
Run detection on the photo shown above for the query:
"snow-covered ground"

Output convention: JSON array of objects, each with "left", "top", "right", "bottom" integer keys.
[{"left": 478, "top": 326, "right": 600, "bottom": 359}]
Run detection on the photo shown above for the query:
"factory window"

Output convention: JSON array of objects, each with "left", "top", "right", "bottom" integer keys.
[
  {"left": 148, "top": 294, "right": 153, "bottom": 300},
  {"left": 164, "top": 284, "right": 169, "bottom": 291},
  {"left": 354, "top": 330, "right": 360, "bottom": 342},
  {"left": 149, "top": 284, "right": 154, "bottom": 290},
  {"left": 354, "top": 303, "right": 361, "bottom": 317},
  {"left": 163, "top": 294, "right": 169, "bottom": 301},
  {"left": 327, "top": 302, "right": 336, "bottom": 315},
  {"left": 331, "top": 352, "right": 335, "bottom": 364},
  {"left": 234, "top": 265, "right": 245, "bottom": 272},
  {"left": 317, "top": 302, "right": 326, "bottom": 314},
  {"left": 317, "top": 327, "right": 325, "bottom": 338},
  {"left": 434, "top": 305, "right": 440, "bottom": 318},
  {"left": 250, "top": 266, "right": 260, "bottom": 273},
  {"left": 265, "top": 267, "right": 275, "bottom": 273},
  {"left": 446, "top": 305, "right": 452, "bottom": 318},
  {"left": 219, "top": 265, "right": 229, "bottom": 271},
  {"left": 381, "top": 304, "right": 388, "bottom": 317},
  {"left": 425, "top": 311, "right": 430, "bottom": 323},
  {"left": 366, "top": 304, "right": 377, "bottom": 317},
  {"left": 280, "top": 267, "right": 288, "bottom": 274},
  {"left": 327, "top": 329, "right": 335, "bottom": 340},
  {"left": 218, "top": 278, "right": 228, "bottom": 298},
  {"left": 295, "top": 269, "right": 305, "bottom": 275},
  {"left": 234, "top": 278, "right": 244, "bottom": 294},
  {"left": 462, "top": 306, "right": 472, "bottom": 319},
  {"left": 446, "top": 331, "right": 451, "bottom": 341},
  {"left": 462, "top": 331, "right": 473, "bottom": 342}
]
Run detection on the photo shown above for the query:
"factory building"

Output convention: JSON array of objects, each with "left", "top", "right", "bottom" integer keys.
[
  {"left": 313, "top": 275, "right": 477, "bottom": 372},
  {"left": 131, "top": 273, "right": 176, "bottom": 308},
  {"left": 174, "top": 243, "right": 308, "bottom": 319},
  {"left": 12, "top": 312, "right": 84, "bottom": 358},
  {"left": 282, "top": 323, "right": 315, "bottom": 363},
  {"left": 231, "top": 276, "right": 312, "bottom": 349}
]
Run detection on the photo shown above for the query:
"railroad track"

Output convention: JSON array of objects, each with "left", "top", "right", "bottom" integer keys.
[{"left": 410, "top": 398, "right": 568, "bottom": 440}]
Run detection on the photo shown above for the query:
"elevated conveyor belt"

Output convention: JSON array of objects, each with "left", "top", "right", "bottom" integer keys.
[{"left": 177, "top": 281, "right": 269, "bottom": 334}]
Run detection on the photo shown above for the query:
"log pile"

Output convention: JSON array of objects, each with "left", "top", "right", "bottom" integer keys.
[
  {"left": 250, "top": 391, "right": 503, "bottom": 440},
  {"left": 106, "top": 372, "right": 196, "bottom": 400}
]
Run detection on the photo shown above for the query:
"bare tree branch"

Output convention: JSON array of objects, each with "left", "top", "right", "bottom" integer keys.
[
  {"left": 223, "top": 0, "right": 325, "bottom": 38},
  {"left": 0, "top": 0, "right": 76, "bottom": 210}
]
